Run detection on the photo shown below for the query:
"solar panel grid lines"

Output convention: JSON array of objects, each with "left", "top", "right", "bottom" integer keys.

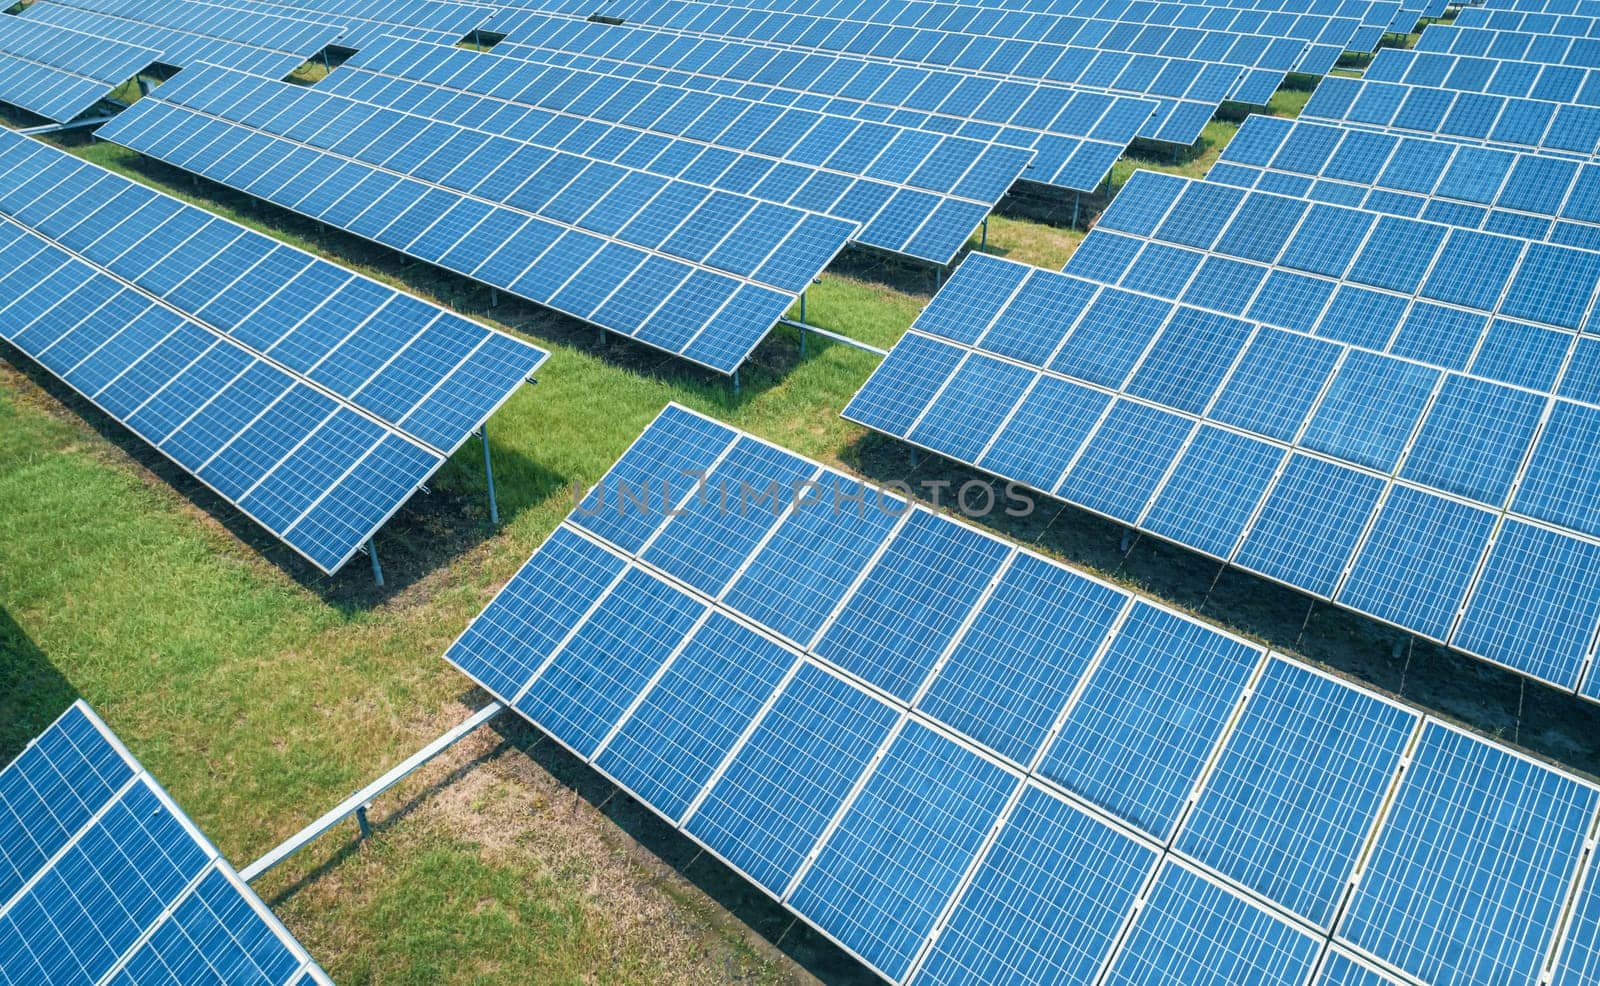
[
  {"left": 321, "top": 36, "right": 1018, "bottom": 266},
  {"left": 100, "top": 67, "right": 847, "bottom": 374},
  {"left": 0, "top": 15, "right": 159, "bottom": 122},
  {"left": 0, "top": 701, "right": 331, "bottom": 985}
]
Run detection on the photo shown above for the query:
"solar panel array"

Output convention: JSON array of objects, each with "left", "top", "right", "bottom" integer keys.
[
  {"left": 1417, "top": 21, "right": 1600, "bottom": 63},
  {"left": 446, "top": 403, "right": 1600, "bottom": 986},
  {"left": 19, "top": 0, "right": 344, "bottom": 79},
  {"left": 1367, "top": 46, "right": 1600, "bottom": 105},
  {"left": 1303, "top": 72, "right": 1600, "bottom": 154},
  {"left": 1210, "top": 114, "right": 1600, "bottom": 250},
  {"left": 496, "top": 0, "right": 1312, "bottom": 143},
  {"left": 0, "top": 701, "right": 330, "bottom": 985},
  {"left": 846, "top": 166, "right": 1600, "bottom": 700},
  {"left": 0, "top": 14, "right": 156, "bottom": 122},
  {"left": 0, "top": 128, "right": 547, "bottom": 573},
  {"left": 232, "top": 0, "right": 492, "bottom": 48},
  {"left": 487, "top": 11, "right": 1158, "bottom": 193},
  {"left": 317, "top": 35, "right": 1030, "bottom": 266},
  {"left": 99, "top": 63, "right": 854, "bottom": 374}
]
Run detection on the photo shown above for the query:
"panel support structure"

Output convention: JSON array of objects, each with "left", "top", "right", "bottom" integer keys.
[
  {"left": 239, "top": 702, "right": 506, "bottom": 882},
  {"left": 368, "top": 540, "right": 384, "bottom": 587},
  {"left": 481, "top": 425, "right": 499, "bottom": 526}
]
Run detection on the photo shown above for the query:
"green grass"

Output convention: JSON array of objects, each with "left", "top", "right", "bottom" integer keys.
[{"left": 8, "top": 72, "right": 1600, "bottom": 984}]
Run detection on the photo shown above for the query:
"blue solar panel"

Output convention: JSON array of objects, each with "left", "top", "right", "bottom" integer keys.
[
  {"left": 1235, "top": 455, "right": 1385, "bottom": 597},
  {"left": 596, "top": 612, "right": 797, "bottom": 821},
  {"left": 1038, "top": 603, "right": 1262, "bottom": 840},
  {"left": 913, "top": 784, "right": 1156, "bottom": 986},
  {"left": 816, "top": 508, "right": 1012, "bottom": 702},
  {"left": 1338, "top": 722, "right": 1599, "bottom": 986},
  {"left": 1101, "top": 861, "right": 1322, "bottom": 986},
  {"left": 1551, "top": 849, "right": 1600, "bottom": 986},
  {"left": 917, "top": 553, "right": 1124, "bottom": 766},
  {"left": 788, "top": 720, "right": 1016, "bottom": 981},
  {"left": 1175, "top": 658, "right": 1418, "bottom": 928},
  {"left": 686, "top": 661, "right": 899, "bottom": 895},
  {"left": 0, "top": 702, "right": 327, "bottom": 985},
  {"left": 0, "top": 15, "right": 157, "bottom": 122},
  {"left": 0, "top": 129, "right": 546, "bottom": 574}
]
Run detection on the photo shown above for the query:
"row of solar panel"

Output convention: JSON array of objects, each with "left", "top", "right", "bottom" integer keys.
[
  {"left": 137, "top": 63, "right": 872, "bottom": 280},
  {"left": 1304, "top": 72, "right": 1600, "bottom": 158},
  {"left": 1369, "top": 46, "right": 1600, "bottom": 106},
  {"left": 447, "top": 404, "right": 1600, "bottom": 986},
  {"left": 568, "top": 0, "right": 1357, "bottom": 76},
  {"left": 1416, "top": 23, "right": 1600, "bottom": 64},
  {"left": 498, "top": 1, "right": 1281, "bottom": 142},
  {"left": 249, "top": 0, "right": 484, "bottom": 47},
  {"left": 488, "top": 11, "right": 1157, "bottom": 191},
  {"left": 19, "top": 0, "right": 340, "bottom": 79},
  {"left": 0, "top": 15, "right": 157, "bottom": 121},
  {"left": 323, "top": 37, "right": 1027, "bottom": 264},
  {"left": 843, "top": 245, "right": 1600, "bottom": 695},
  {"left": 1209, "top": 114, "right": 1600, "bottom": 250},
  {"left": 0, "top": 130, "right": 546, "bottom": 572},
  {"left": 1460, "top": 4, "right": 1600, "bottom": 32},
  {"left": 101, "top": 70, "right": 845, "bottom": 374},
  {"left": 0, "top": 702, "right": 329, "bottom": 985},
  {"left": 627, "top": 0, "right": 1385, "bottom": 48}
]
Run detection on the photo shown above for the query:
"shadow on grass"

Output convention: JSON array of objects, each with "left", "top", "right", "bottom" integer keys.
[
  {"left": 842, "top": 430, "right": 1600, "bottom": 779},
  {"left": 0, "top": 605, "right": 76, "bottom": 766},
  {"left": 0, "top": 341, "right": 564, "bottom": 609}
]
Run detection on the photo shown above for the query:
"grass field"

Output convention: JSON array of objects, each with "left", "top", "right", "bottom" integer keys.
[{"left": 5, "top": 70, "right": 1600, "bottom": 985}]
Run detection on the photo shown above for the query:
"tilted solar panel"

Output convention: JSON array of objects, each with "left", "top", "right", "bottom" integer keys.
[
  {"left": 0, "top": 129, "right": 547, "bottom": 573},
  {"left": 486, "top": 11, "right": 1157, "bottom": 193},
  {"left": 318, "top": 35, "right": 1029, "bottom": 266},
  {"left": 486, "top": 1, "right": 1249, "bottom": 144},
  {"left": 0, "top": 701, "right": 330, "bottom": 985},
  {"left": 845, "top": 168, "right": 1600, "bottom": 697},
  {"left": 99, "top": 63, "right": 853, "bottom": 374},
  {"left": 1210, "top": 114, "right": 1600, "bottom": 251},
  {"left": 443, "top": 402, "right": 1600, "bottom": 985},
  {"left": 0, "top": 15, "right": 157, "bottom": 122},
  {"left": 20, "top": 0, "right": 344, "bottom": 79}
]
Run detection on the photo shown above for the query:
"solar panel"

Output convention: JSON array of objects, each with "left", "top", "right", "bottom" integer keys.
[
  {"left": 0, "top": 128, "right": 547, "bottom": 573},
  {"left": 846, "top": 170, "right": 1600, "bottom": 698},
  {"left": 1303, "top": 73, "right": 1600, "bottom": 155},
  {"left": 1338, "top": 721, "right": 1599, "bottom": 985},
  {"left": 20, "top": 0, "right": 343, "bottom": 79},
  {"left": 0, "top": 701, "right": 329, "bottom": 985},
  {"left": 482, "top": 12, "right": 1158, "bottom": 193},
  {"left": 0, "top": 15, "right": 156, "bottom": 122},
  {"left": 443, "top": 402, "right": 1600, "bottom": 985},
  {"left": 318, "top": 35, "right": 1031, "bottom": 266},
  {"left": 99, "top": 63, "right": 854, "bottom": 375}
]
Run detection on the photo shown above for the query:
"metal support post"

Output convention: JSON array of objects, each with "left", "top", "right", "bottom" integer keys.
[
  {"left": 732, "top": 370, "right": 741, "bottom": 396},
  {"left": 1072, "top": 192, "right": 1080, "bottom": 230},
  {"left": 980, "top": 218, "right": 988, "bottom": 253},
  {"left": 481, "top": 425, "right": 499, "bottom": 526},
  {"left": 1120, "top": 527, "right": 1134, "bottom": 554},
  {"left": 368, "top": 540, "right": 384, "bottom": 587},
  {"left": 355, "top": 805, "right": 372, "bottom": 839},
  {"left": 909, "top": 447, "right": 920, "bottom": 468}
]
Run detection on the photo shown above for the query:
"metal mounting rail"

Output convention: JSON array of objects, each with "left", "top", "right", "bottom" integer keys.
[
  {"left": 778, "top": 319, "right": 889, "bottom": 358},
  {"left": 240, "top": 701, "right": 505, "bottom": 882},
  {"left": 17, "top": 116, "right": 117, "bottom": 136}
]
